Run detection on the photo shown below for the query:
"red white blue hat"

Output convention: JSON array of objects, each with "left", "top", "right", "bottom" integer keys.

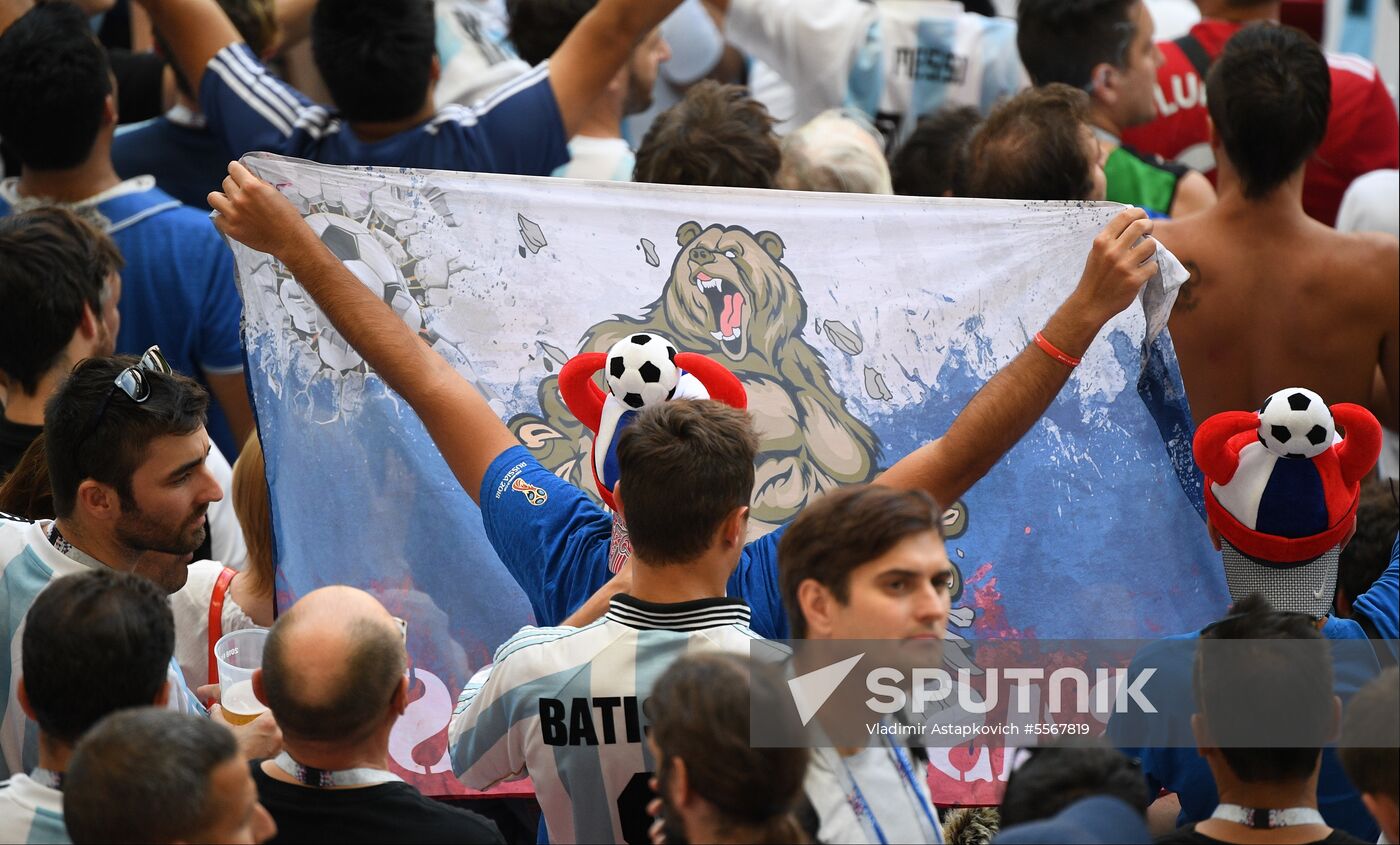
[{"left": 1194, "top": 388, "right": 1382, "bottom": 564}]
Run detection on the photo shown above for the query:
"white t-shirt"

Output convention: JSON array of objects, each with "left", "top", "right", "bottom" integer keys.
[
  {"left": 0, "top": 774, "right": 66, "bottom": 844},
  {"left": 1144, "top": 0, "right": 1201, "bottom": 41},
  {"left": 1336, "top": 169, "right": 1400, "bottom": 239},
  {"left": 552, "top": 136, "right": 636, "bottom": 182},
  {"left": 805, "top": 744, "right": 944, "bottom": 844},
  {"left": 170, "top": 559, "right": 261, "bottom": 691},
  {"left": 726, "top": 0, "right": 1027, "bottom": 149}
]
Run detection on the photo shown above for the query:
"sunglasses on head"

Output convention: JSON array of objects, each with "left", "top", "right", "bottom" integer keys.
[{"left": 82, "top": 346, "right": 174, "bottom": 441}]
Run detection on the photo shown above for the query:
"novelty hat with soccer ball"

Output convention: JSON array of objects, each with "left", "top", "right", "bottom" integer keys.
[
  {"left": 1193, "top": 387, "right": 1381, "bottom": 616},
  {"left": 559, "top": 333, "right": 747, "bottom": 512}
]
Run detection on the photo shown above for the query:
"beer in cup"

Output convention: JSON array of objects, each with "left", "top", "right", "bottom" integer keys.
[
  {"left": 214, "top": 628, "right": 270, "bottom": 725},
  {"left": 221, "top": 678, "right": 268, "bottom": 726}
]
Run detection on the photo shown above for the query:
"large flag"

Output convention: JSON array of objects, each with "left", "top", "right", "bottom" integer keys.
[{"left": 231, "top": 153, "right": 1227, "bottom": 798}]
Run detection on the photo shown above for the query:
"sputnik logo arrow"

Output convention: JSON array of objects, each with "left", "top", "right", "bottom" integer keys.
[{"left": 787, "top": 653, "right": 865, "bottom": 726}]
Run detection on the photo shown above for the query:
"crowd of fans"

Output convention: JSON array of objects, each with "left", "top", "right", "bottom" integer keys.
[{"left": 0, "top": 0, "right": 1396, "bottom": 843}]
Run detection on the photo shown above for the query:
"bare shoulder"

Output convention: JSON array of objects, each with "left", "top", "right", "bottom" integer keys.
[
  {"left": 1170, "top": 171, "right": 1217, "bottom": 219},
  {"left": 1330, "top": 229, "right": 1399, "bottom": 286},
  {"left": 1317, "top": 230, "right": 1400, "bottom": 320},
  {"left": 1148, "top": 214, "right": 1193, "bottom": 251}
]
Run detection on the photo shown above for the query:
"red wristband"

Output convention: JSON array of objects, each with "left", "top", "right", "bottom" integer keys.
[{"left": 1033, "top": 332, "right": 1082, "bottom": 368}]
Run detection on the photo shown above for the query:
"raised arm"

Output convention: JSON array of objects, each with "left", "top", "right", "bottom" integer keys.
[
  {"left": 548, "top": 0, "right": 685, "bottom": 137},
  {"left": 208, "top": 162, "right": 518, "bottom": 504},
  {"left": 133, "top": 0, "right": 241, "bottom": 97},
  {"left": 876, "top": 208, "right": 1158, "bottom": 506}
]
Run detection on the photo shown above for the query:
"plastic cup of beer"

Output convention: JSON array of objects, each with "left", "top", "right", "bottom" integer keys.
[{"left": 214, "top": 629, "right": 270, "bottom": 726}]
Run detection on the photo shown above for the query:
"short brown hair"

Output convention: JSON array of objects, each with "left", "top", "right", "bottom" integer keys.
[
  {"left": 634, "top": 80, "right": 781, "bottom": 189},
  {"left": 779, "top": 485, "right": 945, "bottom": 639},
  {"left": 616, "top": 400, "right": 758, "bottom": 565},
  {"left": 649, "top": 653, "right": 809, "bottom": 843},
  {"left": 0, "top": 206, "right": 122, "bottom": 393},
  {"left": 45, "top": 356, "right": 210, "bottom": 518},
  {"left": 965, "top": 83, "right": 1097, "bottom": 201},
  {"left": 1339, "top": 666, "right": 1399, "bottom": 802}
]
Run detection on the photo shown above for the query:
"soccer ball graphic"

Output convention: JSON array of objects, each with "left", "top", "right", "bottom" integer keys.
[
  {"left": 306, "top": 213, "right": 424, "bottom": 334},
  {"left": 1257, "top": 387, "right": 1335, "bottom": 459},
  {"left": 605, "top": 333, "right": 680, "bottom": 409}
]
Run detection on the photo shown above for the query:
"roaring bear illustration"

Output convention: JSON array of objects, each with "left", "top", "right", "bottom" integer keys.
[{"left": 509, "top": 221, "right": 883, "bottom": 532}]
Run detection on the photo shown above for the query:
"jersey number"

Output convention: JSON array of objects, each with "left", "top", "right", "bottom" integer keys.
[{"left": 617, "top": 771, "right": 655, "bottom": 845}]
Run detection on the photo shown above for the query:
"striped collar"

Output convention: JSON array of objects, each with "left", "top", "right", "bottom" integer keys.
[{"left": 606, "top": 594, "right": 751, "bottom": 632}]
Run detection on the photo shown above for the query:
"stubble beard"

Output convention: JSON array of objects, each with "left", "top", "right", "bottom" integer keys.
[{"left": 115, "top": 503, "right": 208, "bottom": 592}]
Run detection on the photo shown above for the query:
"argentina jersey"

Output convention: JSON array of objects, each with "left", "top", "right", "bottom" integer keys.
[
  {"left": 0, "top": 774, "right": 65, "bottom": 844},
  {"left": 727, "top": 0, "right": 1028, "bottom": 150},
  {"left": 1, "top": 516, "right": 206, "bottom": 780},
  {"left": 847, "top": 1, "right": 1026, "bottom": 148},
  {"left": 447, "top": 595, "right": 761, "bottom": 843}
]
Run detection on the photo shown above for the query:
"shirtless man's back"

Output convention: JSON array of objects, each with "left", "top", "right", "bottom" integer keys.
[
  {"left": 1160, "top": 199, "right": 1398, "bottom": 426},
  {"left": 1149, "top": 22, "right": 1399, "bottom": 427}
]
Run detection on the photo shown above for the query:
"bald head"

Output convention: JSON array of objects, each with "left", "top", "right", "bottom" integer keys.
[{"left": 261, "top": 586, "right": 406, "bottom": 743}]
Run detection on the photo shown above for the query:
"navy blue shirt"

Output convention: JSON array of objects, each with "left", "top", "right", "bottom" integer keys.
[
  {"left": 199, "top": 44, "right": 569, "bottom": 175},
  {"left": 113, "top": 110, "right": 230, "bottom": 211},
  {"left": 478, "top": 446, "right": 789, "bottom": 638}
]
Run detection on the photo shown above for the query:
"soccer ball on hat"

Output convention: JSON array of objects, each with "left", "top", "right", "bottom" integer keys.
[
  {"left": 1257, "top": 387, "right": 1335, "bottom": 459},
  {"left": 605, "top": 333, "right": 680, "bottom": 409}
]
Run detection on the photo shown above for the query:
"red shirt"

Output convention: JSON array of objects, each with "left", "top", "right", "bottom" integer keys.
[{"left": 1120, "top": 19, "right": 1399, "bottom": 226}]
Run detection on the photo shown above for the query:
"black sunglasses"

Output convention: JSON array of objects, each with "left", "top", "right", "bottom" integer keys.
[{"left": 82, "top": 346, "right": 174, "bottom": 442}]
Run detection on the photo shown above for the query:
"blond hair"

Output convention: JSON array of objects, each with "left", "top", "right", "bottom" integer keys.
[{"left": 231, "top": 433, "right": 275, "bottom": 599}]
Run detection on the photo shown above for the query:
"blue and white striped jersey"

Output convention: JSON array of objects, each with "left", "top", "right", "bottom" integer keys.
[
  {"left": 0, "top": 516, "right": 206, "bottom": 780},
  {"left": 198, "top": 43, "right": 568, "bottom": 175},
  {"left": 727, "top": 0, "right": 1028, "bottom": 149},
  {"left": 449, "top": 594, "right": 762, "bottom": 843},
  {"left": 0, "top": 774, "right": 67, "bottom": 844}
]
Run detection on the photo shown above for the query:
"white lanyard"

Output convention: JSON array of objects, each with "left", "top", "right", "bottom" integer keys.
[
  {"left": 1211, "top": 804, "right": 1326, "bottom": 829},
  {"left": 271, "top": 753, "right": 402, "bottom": 788}
]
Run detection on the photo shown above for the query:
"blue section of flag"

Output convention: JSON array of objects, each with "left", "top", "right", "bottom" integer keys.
[
  {"left": 868, "top": 329, "right": 1223, "bottom": 638},
  {"left": 247, "top": 343, "right": 537, "bottom": 704}
]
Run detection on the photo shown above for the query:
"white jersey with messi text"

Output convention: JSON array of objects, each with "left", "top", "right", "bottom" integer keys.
[
  {"left": 449, "top": 594, "right": 762, "bottom": 843},
  {"left": 0, "top": 515, "right": 206, "bottom": 780},
  {"left": 726, "top": 0, "right": 1027, "bottom": 149}
]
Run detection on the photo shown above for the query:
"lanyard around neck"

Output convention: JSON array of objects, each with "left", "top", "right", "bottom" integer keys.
[
  {"left": 836, "top": 736, "right": 942, "bottom": 844},
  {"left": 271, "top": 752, "right": 402, "bottom": 788},
  {"left": 1211, "top": 804, "right": 1326, "bottom": 829},
  {"left": 47, "top": 524, "right": 105, "bottom": 570}
]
